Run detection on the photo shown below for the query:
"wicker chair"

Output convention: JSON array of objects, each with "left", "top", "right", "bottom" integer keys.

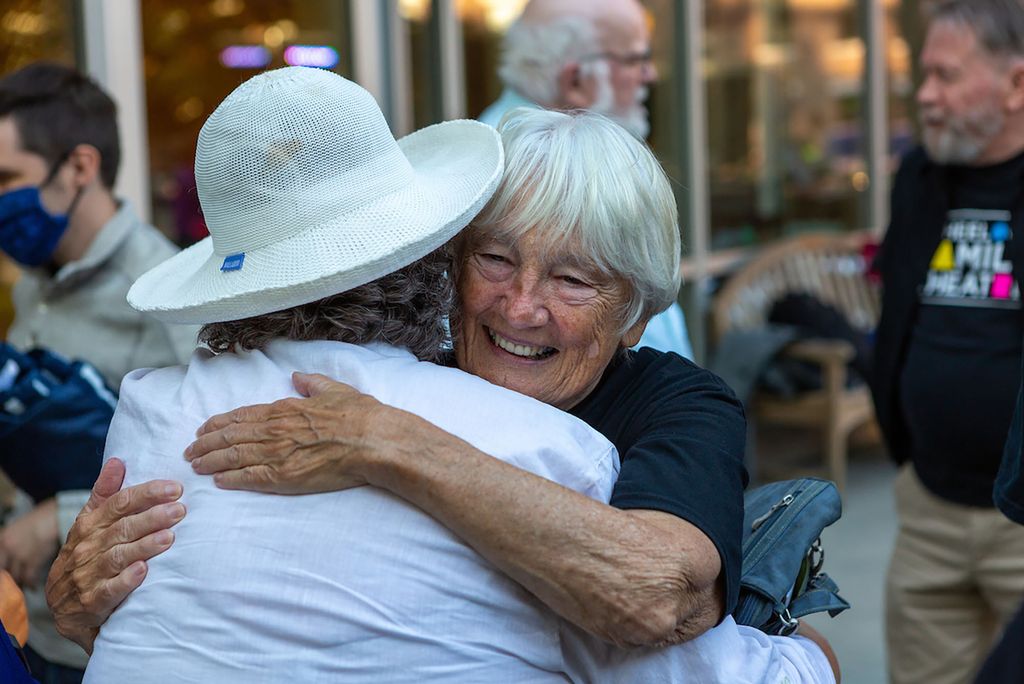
[{"left": 711, "top": 232, "right": 881, "bottom": 491}]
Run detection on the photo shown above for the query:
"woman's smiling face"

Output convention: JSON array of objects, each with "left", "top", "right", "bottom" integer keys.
[{"left": 454, "top": 227, "right": 645, "bottom": 411}]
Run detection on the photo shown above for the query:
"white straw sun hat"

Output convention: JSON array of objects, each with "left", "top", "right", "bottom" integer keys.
[{"left": 128, "top": 66, "right": 503, "bottom": 324}]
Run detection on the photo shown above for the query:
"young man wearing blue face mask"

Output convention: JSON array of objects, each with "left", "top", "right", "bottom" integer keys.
[{"left": 0, "top": 62, "right": 197, "bottom": 682}]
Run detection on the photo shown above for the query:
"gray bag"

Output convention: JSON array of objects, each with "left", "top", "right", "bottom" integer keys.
[{"left": 733, "top": 477, "right": 851, "bottom": 635}]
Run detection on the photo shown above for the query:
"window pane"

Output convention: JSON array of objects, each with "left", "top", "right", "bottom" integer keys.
[
  {"left": 457, "top": 0, "right": 528, "bottom": 119},
  {"left": 705, "top": 0, "right": 869, "bottom": 249},
  {"left": 0, "top": 0, "right": 78, "bottom": 74},
  {"left": 644, "top": 0, "right": 684, "bottom": 216},
  {"left": 887, "top": 0, "right": 919, "bottom": 172},
  {"left": 141, "top": 0, "right": 352, "bottom": 246},
  {"left": 0, "top": 0, "right": 80, "bottom": 339},
  {"left": 400, "top": 0, "right": 442, "bottom": 129}
]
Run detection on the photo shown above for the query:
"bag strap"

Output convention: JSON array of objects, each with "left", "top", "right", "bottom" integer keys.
[{"left": 789, "top": 573, "right": 851, "bottom": 621}]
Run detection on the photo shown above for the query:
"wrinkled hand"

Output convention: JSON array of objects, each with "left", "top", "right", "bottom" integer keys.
[
  {"left": 44, "top": 459, "right": 185, "bottom": 654},
  {"left": 186, "top": 373, "right": 387, "bottom": 494},
  {"left": 0, "top": 498, "right": 59, "bottom": 589}
]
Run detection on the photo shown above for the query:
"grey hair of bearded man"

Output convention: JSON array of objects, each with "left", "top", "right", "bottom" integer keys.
[
  {"left": 460, "top": 107, "right": 681, "bottom": 335},
  {"left": 925, "top": 0, "right": 1024, "bottom": 59},
  {"left": 498, "top": 16, "right": 601, "bottom": 107},
  {"left": 198, "top": 245, "right": 454, "bottom": 362}
]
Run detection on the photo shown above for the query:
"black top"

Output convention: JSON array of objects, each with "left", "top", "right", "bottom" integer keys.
[
  {"left": 897, "top": 152, "right": 1024, "bottom": 505},
  {"left": 569, "top": 347, "right": 748, "bottom": 615},
  {"left": 873, "top": 146, "right": 1024, "bottom": 506}
]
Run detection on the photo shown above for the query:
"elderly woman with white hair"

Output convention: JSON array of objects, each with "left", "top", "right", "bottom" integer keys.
[{"left": 48, "top": 72, "right": 838, "bottom": 682}]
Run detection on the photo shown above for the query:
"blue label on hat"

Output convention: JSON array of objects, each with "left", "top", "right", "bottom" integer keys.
[{"left": 221, "top": 253, "right": 245, "bottom": 271}]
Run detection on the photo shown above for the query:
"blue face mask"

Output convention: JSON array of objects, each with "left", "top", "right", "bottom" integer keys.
[{"left": 0, "top": 185, "right": 73, "bottom": 268}]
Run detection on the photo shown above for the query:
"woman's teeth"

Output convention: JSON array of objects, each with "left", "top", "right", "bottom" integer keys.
[{"left": 489, "top": 330, "right": 555, "bottom": 359}]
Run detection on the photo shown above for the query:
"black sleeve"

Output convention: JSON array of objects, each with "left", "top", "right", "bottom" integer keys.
[
  {"left": 608, "top": 361, "right": 748, "bottom": 616},
  {"left": 877, "top": 146, "right": 928, "bottom": 281},
  {"left": 875, "top": 175, "right": 900, "bottom": 277},
  {"left": 875, "top": 150, "right": 910, "bottom": 279}
]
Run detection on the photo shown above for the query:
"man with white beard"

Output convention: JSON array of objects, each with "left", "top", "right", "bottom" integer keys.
[
  {"left": 478, "top": 0, "right": 693, "bottom": 359},
  {"left": 870, "top": 1, "right": 1024, "bottom": 683},
  {"left": 479, "top": 0, "right": 654, "bottom": 138}
]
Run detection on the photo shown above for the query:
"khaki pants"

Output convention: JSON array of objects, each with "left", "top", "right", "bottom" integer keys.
[{"left": 886, "top": 464, "right": 1024, "bottom": 684}]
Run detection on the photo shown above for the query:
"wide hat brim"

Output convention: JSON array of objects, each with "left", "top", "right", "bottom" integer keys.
[{"left": 128, "top": 119, "right": 502, "bottom": 324}]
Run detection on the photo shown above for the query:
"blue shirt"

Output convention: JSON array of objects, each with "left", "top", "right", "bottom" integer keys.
[
  {"left": 478, "top": 88, "right": 539, "bottom": 128},
  {"left": 635, "top": 302, "right": 694, "bottom": 360}
]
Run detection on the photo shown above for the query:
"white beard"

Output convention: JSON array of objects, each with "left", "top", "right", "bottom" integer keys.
[
  {"left": 920, "top": 104, "right": 1005, "bottom": 165},
  {"left": 588, "top": 63, "right": 650, "bottom": 140}
]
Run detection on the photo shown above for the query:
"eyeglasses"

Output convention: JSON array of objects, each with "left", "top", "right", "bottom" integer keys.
[{"left": 580, "top": 49, "right": 653, "bottom": 69}]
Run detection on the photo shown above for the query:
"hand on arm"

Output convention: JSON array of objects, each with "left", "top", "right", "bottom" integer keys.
[
  {"left": 188, "top": 372, "right": 724, "bottom": 647},
  {"left": 44, "top": 459, "right": 186, "bottom": 654}
]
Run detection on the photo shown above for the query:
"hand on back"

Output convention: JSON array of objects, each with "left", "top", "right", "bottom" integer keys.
[
  {"left": 44, "top": 459, "right": 184, "bottom": 653},
  {"left": 186, "top": 372, "right": 385, "bottom": 494}
]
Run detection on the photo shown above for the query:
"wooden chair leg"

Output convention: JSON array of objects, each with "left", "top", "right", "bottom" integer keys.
[
  {"left": 824, "top": 423, "right": 847, "bottom": 493},
  {"left": 820, "top": 357, "right": 848, "bottom": 493}
]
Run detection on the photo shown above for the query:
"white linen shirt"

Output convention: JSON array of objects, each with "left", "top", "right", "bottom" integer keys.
[{"left": 85, "top": 339, "right": 618, "bottom": 683}]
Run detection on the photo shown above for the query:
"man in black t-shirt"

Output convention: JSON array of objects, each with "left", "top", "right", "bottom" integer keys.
[{"left": 872, "top": 2, "right": 1024, "bottom": 683}]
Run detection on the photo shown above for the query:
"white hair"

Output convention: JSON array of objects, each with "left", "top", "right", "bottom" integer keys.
[
  {"left": 470, "top": 108, "right": 681, "bottom": 333},
  {"left": 579, "top": 59, "right": 650, "bottom": 139},
  {"left": 498, "top": 17, "right": 601, "bottom": 107}
]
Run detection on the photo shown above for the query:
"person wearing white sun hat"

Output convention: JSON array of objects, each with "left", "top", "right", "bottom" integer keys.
[{"left": 50, "top": 69, "right": 837, "bottom": 681}]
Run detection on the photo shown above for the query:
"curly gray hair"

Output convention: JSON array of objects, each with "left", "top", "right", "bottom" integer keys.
[{"left": 199, "top": 246, "right": 454, "bottom": 362}]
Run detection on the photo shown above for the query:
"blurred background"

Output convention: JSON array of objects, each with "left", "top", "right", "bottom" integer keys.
[
  {"left": 0, "top": 0, "right": 926, "bottom": 361},
  {"left": 0, "top": 2, "right": 930, "bottom": 680}
]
